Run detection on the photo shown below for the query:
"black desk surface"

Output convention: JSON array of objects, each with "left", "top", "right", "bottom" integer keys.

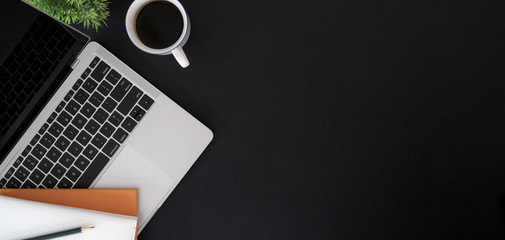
[{"left": 78, "top": 0, "right": 505, "bottom": 239}]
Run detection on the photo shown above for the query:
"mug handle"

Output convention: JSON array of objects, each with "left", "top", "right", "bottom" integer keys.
[{"left": 172, "top": 47, "right": 189, "bottom": 68}]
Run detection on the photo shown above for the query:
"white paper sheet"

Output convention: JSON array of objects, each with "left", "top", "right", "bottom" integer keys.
[{"left": 0, "top": 195, "right": 137, "bottom": 239}]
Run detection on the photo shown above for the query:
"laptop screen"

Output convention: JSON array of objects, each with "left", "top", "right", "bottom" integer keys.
[{"left": 0, "top": 0, "right": 88, "bottom": 162}]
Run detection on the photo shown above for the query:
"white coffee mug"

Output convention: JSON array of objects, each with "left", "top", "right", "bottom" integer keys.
[{"left": 125, "top": 0, "right": 191, "bottom": 68}]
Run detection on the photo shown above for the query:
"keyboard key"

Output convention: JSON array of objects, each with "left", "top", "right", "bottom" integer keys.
[
  {"left": 22, "top": 180, "right": 37, "bottom": 188},
  {"left": 65, "top": 100, "right": 81, "bottom": 115},
  {"left": 0, "top": 178, "right": 6, "bottom": 188},
  {"left": 57, "top": 177, "right": 73, "bottom": 188},
  {"left": 55, "top": 101, "right": 65, "bottom": 113},
  {"left": 68, "top": 142, "right": 84, "bottom": 157},
  {"left": 93, "top": 108, "right": 109, "bottom": 124},
  {"left": 40, "top": 133, "right": 55, "bottom": 149},
  {"left": 91, "top": 61, "right": 110, "bottom": 81},
  {"left": 84, "top": 119, "right": 100, "bottom": 135},
  {"left": 38, "top": 123, "right": 49, "bottom": 134},
  {"left": 42, "top": 174, "right": 57, "bottom": 188},
  {"left": 51, "top": 163, "right": 66, "bottom": 179},
  {"left": 76, "top": 131, "right": 92, "bottom": 146},
  {"left": 23, "top": 155, "right": 38, "bottom": 170},
  {"left": 129, "top": 106, "right": 145, "bottom": 120},
  {"left": 121, "top": 117, "right": 137, "bottom": 132},
  {"left": 72, "top": 79, "right": 83, "bottom": 91},
  {"left": 110, "top": 78, "right": 132, "bottom": 102},
  {"left": 5, "top": 167, "right": 15, "bottom": 179},
  {"left": 56, "top": 110, "right": 72, "bottom": 126},
  {"left": 47, "top": 112, "right": 57, "bottom": 124},
  {"left": 72, "top": 113, "right": 87, "bottom": 129},
  {"left": 13, "top": 156, "right": 23, "bottom": 167},
  {"left": 138, "top": 95, "right": 154, "bottom": 110},
  {"left": 54, "top": 136, "right": 70, "bottom": 152},
  {"left": 21, "top": 145, "right": 32, "bottom": 157},
  {"left": 63, "top": 125, "right": 78, "bottom": 140},
  {"left": 80, "top": 102, "right": 96, "bottom": 118},
  {"left": 113, "top": 128, "right": 129, "bottom": 143},
  {"left": 117, "top": 86, "right": 142, "bottom": 115},
  {"left": 14, "top": 166, "right": 30, "bottom": 182},
  {"left": 38, "top": 158, "right": 54, "bottom": 173},
  {"left": 81, "top": 68, "right": 92, "bottom": 79},
  {"left": 97, "top": 81, "right": 113, "bottom": 96},
  {"left": 101, "top": 97, "right": 117, "bottom": 113},
  {"left": 74, "top": 153, "right": 110, "bottom": 188},
  {"left": 102, "top": 139, "right": 120, "bottom": 157},
  {"left": 75, "top": 156, "right": 91, "bottom": 171},
  {"left": 90, "top": 57, "right": 100, "bottom": 68},
  {"left": 31, "top": 144, "right": 47, "bottom": 159},
  {"left": 89, "top": 92, "right": 105, "bottom": 107},
  {"left": 66, "top": 166, "right": 82, "bottom": 182},
  {"left": 64, "top": 90, "right": 75, "bottom": 101},
  {"left": 105, "top": 69, "right": 121, "bottom": 85},
  {"left": 83, "top": 145, "right": 99, "bottom": 160},
  {"left": 46, "top": 147, "right": 62, "bottom": 162},
  {"left": 73, "top": 89, "right": 90, "bottom": 104},
  {"left": 100, "top": 122, "right": 115, "bottom": 137},
  {"left": 59, "top": 152, "right": 75, "bottom": 168},
  {"left": 108, "top": 111, "right": 124, "bottom": 126},
  {"left": 30, "top": 134, "right": 40, "bottom": 145},
  {"left": 91, "top": 133, "right": 107, "bottom": 149},
  {"left": 6, "top": 178, "right": 21, "bottom": 188},
  {"left": 48, "top": 122, "right": 64, "bottom": 137},
  {"left": 82, "top": 78, "right": 98, "bottom": 93},
  {"left": 29, "top": 168, "right": 45, "bottom": 184}
]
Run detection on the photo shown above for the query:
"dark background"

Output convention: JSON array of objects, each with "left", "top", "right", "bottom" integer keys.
[{"left": 78, "top": 0, "right": 505, "bottom": 239}]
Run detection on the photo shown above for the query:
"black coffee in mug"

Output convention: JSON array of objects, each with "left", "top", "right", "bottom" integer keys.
[{"left": 136, "top": 1, "right": 184, "bottom": 49}]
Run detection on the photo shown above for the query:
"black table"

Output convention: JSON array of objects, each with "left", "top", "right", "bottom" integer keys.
[{"left": 79, "top": 0, "right": 505, "bottom": 239}]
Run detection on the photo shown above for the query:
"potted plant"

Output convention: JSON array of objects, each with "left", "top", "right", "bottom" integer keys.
[{"left": 26, "top": 0, "right": 110, "bottom": 30}]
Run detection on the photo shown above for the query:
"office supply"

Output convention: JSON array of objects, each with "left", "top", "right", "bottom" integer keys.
[
  {"left": 0, "top": 188, "right": 138, "bottom": 239},
  {"left": 25, "top": 226, "right": 93, "bottom": 240},
  {"left": 0, "top": 1, "right": 213, "bottom": 232},
  {"left": 0, "top": 189, "right": 137, "bottom": 216},
  {"left": 0, "top": 195, "right": 137, "bottom": 239}
]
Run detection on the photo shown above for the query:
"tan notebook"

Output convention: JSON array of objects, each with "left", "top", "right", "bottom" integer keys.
[{"left": 0, "top": 189, "right": 138, "bottom": 239}]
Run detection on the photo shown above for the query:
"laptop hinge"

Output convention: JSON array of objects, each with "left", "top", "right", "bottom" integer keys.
[{"left": 70, "top": 58, "right": 80, "bottom": 69}]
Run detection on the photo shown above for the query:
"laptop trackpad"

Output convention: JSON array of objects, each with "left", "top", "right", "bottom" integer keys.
[{"left": 94, "top": 145, "right": 175, "bottom": 227}]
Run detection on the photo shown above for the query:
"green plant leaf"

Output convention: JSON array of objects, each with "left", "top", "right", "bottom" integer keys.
[{"left": 26, "top": 0, "right": 109, "bottom": 31}]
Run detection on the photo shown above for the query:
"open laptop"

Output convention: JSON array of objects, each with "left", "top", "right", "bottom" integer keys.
[{"left": 0, "top": 0, "right": 213, "bottom": 232}]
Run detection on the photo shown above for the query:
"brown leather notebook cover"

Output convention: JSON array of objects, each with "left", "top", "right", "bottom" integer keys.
[{"left": 0, "top": 189, "right": 138, "bottom": 238}]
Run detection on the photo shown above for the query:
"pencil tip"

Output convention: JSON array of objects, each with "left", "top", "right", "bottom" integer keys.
[{"left": 82, "top": 226, "right": 95, "bottom": 232}]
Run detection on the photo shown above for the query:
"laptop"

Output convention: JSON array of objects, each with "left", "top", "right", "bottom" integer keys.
[{"left": 0, "top": 0, "right": 213, "bottom": 232}]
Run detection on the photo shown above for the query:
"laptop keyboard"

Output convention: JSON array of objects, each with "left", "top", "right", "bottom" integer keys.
[
  {"left": 0, "top": 14, "right": 76, "bottom": 139},
  {"left": 0, "top": 57, "right": 154, "bottom": 189}
]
